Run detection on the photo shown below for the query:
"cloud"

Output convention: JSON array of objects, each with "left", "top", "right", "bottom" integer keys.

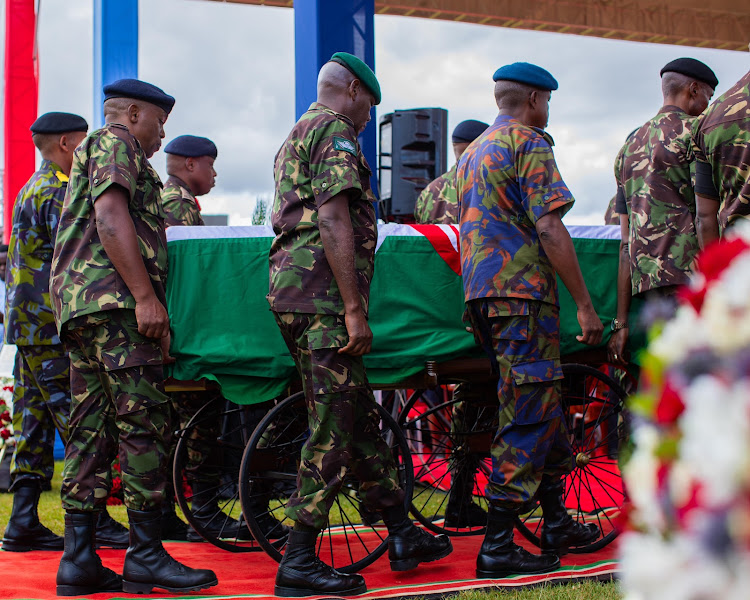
[{"left": 8, "top": 1, "right": 750, "bottom": 224}]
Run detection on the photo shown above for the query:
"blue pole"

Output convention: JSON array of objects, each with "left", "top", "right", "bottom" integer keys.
[
  {"left": 294, "top": 0, "right": 378, "bottom": 197},
  {"left": 93, "top": 0, "right": 138, "bottom": 128}
]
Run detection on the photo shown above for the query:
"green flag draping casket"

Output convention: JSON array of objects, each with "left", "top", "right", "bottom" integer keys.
[{"left": 166, "top": 223, "right": 624, "bottom": 405}]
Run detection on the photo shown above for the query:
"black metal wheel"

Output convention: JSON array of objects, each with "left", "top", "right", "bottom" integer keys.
[
  {"left": 398, "top": 386, "right": 493, "bottom": 536},
  {"left": 239, "top": 391, "right": 414, "bottom": 573},
  {"left": 173, "top": 394, "right": 263, "bottom": 552},
  {"left": 515, "top": 363, "right": 628, "bottom": 553}
]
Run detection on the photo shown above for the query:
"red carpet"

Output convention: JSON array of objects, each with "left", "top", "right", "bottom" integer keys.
[{"left": 1, "top": 531, "right": 618, "bottom": 599}]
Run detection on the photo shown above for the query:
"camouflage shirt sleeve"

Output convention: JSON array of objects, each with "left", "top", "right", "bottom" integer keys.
[
  {"left": 515, "top": 135, "right": 574, "bottom": 224},
  {"left": 308, "top": 123, "right": 363, "bottom": 208},
  {"left": 89, "top": 134, "right": 139, "bottom": 203}
]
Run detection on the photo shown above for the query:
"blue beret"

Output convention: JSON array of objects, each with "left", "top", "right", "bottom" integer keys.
[
  {"left": 660, "top": 58, "right": 718, "bottom": 89},
  {"left": 103, "top": 78, "right": 175, "bottom": 114},
  {"left": 30, "top": 112, "right": 88, "bottom": 135},
  {"left": 492, "top": 62, "right": 559, "bottom": 91},
  {"left": 164, "top": 135, "right": 218, "bottom": 159},
  {"left": 452, "top": 120, "right": 489, "bottom": 143}
]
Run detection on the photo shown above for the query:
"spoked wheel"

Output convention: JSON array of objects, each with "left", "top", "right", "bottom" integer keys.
[
  {"left": 398, "top": 385, "right": 495, "bottom": 536},
  {"left": 515, "top": 363, "right": 628, "bottom": 553},
  {"left": 239, "top": 392, "right": 414, "bottom": 573},
  {"left": 173, "top": 394, "right": 263, "bottom": 552}
]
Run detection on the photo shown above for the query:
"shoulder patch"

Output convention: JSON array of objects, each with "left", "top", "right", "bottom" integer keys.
[
  {"left": 55, "top": 171, "right": 69, "bottom": 183},
  {"left": 333, "top": 136, "right": 357, "bottom": 155}
]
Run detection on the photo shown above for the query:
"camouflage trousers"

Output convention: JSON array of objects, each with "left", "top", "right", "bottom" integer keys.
[
  {"left": 169, "top": 389, "right": 223, "bottom": 481},
  {"left": 274, "top": 312, "right": 404, "bottom": 530},
  {"left": 466, "top": 299, "right": 573, "bottom": 511},
  {"left": 10, "top": 344, "right": 70, "bottom": 489},
  {"left": 60, "top": 309, "right": 171, "bottom": 512}
]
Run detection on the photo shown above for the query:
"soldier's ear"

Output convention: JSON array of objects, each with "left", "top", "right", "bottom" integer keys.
[
  {"left": 185, "top": 157, "right": 195, "bottom": 172},
  {"left": 349, "top": 78, "right": 361, "bottom": 101},
  {"left": 127, "top": 103, "right": 140, "bottom": 124}
]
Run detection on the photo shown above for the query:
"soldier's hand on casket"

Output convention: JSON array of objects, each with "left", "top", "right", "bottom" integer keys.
[
  {"left": 135, "top": 294, "right": 171, "bottom": 339},
  {"left": 575, "top": 305, "right": 604, "bottom": 346},
  {"left": 340, "top": 309, "right": 373, "bottom": 356},
  {"left": 161, "top": 332, "right": 177, "bottom": 365}
]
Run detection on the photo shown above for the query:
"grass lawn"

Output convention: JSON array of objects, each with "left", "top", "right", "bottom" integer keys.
[{"left": 0, "top": 461, "right": 622, "bottom": 600}]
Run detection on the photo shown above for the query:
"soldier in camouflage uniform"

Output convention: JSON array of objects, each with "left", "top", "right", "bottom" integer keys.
[
  {"left": 414, "top": 119, "right": 492, "bottom": 528},
  {"left": 692, "top": 68, "right": 750, "bottom": 248},
  {"left": 269, "top": 52, "right": 452, "bottom": 597},
  {"left": 456, "top": 62, "right": 604, "bottom": 578},
  {"left": 1, "top": 113, "right": 88, "bottom": 553},
  {"left": 50, "top": 79, "right": 217, "bottom": 597},
  {"left": 2, "top": 112, "right": 132, "bottom": 555},
  {"left": 608, "top": 59, "right": 717, "bottom": 365},
  {"left": 414, "top": 120, "right": 488, "bottom": 224},
  {"left": 161, "top": 135, "right": 216, "bottom": 227}
]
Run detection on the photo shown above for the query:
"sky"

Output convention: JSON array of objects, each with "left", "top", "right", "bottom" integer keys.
[{"left": 2, "top": 0, "right": 749, "bottom": 225}]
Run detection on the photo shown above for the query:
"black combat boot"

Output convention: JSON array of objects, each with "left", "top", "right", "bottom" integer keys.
[
  {"left": 380, "top": 505, "right": 453, "bottom": 572},
  {"left": 160, "top": 498, "right": 189, "bottom": 541},
  {"left": 122, "top": 508, "right": 218, "bottom": 594},
  {"left": 56, "top": 512, "right": 122, "bottom": 596},
  {"left": 94, "top": 508, "right": 130, "bottom": 548},
  {"left": 444, "top": 458, "right": 487, "bottom": 528},
  {"left": 476, "top": 505, "right": 560, "bottom": 578},
  {"left": 1, "top": 481, "right": 63, "bottom": 551},
  {"left": 274, "top": 528, "right": 366, "bottom": 597},
  {"left": 187, "top": 480, "right": 252, "bottom": 542},
  {"left": 539, "top": 476, "right": 599, "bottom": 556}
]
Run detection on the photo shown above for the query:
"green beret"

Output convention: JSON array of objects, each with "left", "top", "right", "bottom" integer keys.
[{"left": 329, "top": 52, "right": 381, "bottom": 105}]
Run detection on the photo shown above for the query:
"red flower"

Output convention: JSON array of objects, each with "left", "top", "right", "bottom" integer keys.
[
  {"left": 0, "top": 428, "right": 11, "bottom": 440},
  {"left": 655, "top": 379, "right": 685, "bottom": 425},
  {"left": 0, "top": 411, "right": 10, "bottom": 423},
  {"left": 680, "top": 238, "right": 750, "bottom": 312}
]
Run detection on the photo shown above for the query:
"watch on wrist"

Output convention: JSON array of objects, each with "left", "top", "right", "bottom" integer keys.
[{"left": 611, "top": 318, "right": 628, "bottom": 332}]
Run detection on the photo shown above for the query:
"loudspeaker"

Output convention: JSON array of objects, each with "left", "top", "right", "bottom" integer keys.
[{"left": 378, "top": 108, "right": 448, "bottom": 220}]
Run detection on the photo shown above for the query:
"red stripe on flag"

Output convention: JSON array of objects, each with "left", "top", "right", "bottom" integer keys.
[{"left": 409, "top": 224, "right": 461, "bottom": 275}]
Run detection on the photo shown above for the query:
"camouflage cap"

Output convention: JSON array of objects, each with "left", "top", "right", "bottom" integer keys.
[{"left": 329, "top": 52, "right": 381, "bottom": 105}]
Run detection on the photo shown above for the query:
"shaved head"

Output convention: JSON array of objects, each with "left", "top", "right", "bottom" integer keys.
[
  {"left": 103, "top": 97, "right": 136, "bottom": 120},
  {"left": 494, "top": 80, "right": 536, "bottom": 110},
  {"left": 661, "top": 72, "right": 696, "bottom": 98},
  {"left": 32, "top": 132, "right": 61, "bottom": 152},
  {"left": 317, "top": 62, "right": 356, "bottom": 98}
]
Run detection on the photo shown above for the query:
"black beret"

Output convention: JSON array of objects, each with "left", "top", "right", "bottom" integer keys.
[
  {"left": 164, "top": 135, "right": 218, "bottom": 159},
  {"left": 30, "top": 112, "right": 88, "bottom": 135},
  {"left": 493, "top": 62, "right": 558, "bottom": 91},
  {"left": 103, "top": 78, "right": 176, "bottom": 114},
  {"left": 452, "top": 120, "right": 489, "bottom": 143},
  {"left": 660, "top": 58, "right": 718, "bottom": 89}
]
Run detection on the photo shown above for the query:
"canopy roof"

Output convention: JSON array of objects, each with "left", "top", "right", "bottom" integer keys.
[{"left": 211, "top": 0, "right": 749, "bottom": 51}]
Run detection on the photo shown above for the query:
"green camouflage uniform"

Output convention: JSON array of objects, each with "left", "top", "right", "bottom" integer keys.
[
  {"left": 50, "top": 123, "right": 171, "bottom": 512},
  {"left": 615, "top": 106, "right": 700, "bottom": 296},
  {"left": 414, "top": 165, "right": 459, "bottom": 224},
  {"left": 692, "top": 69, "right": 750, "bottom": 232},
  {"left": 603, "top": 195, "right": 618, "bottom": 225},
  {"left": 5, "top": 160, "right": 71, "bottom": 489},
  {"left": 161, "top": 175, "right": 204, "bottom": 227},
  {"left": 268, "top": 102, "right": 404, "bottom": 529}
]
